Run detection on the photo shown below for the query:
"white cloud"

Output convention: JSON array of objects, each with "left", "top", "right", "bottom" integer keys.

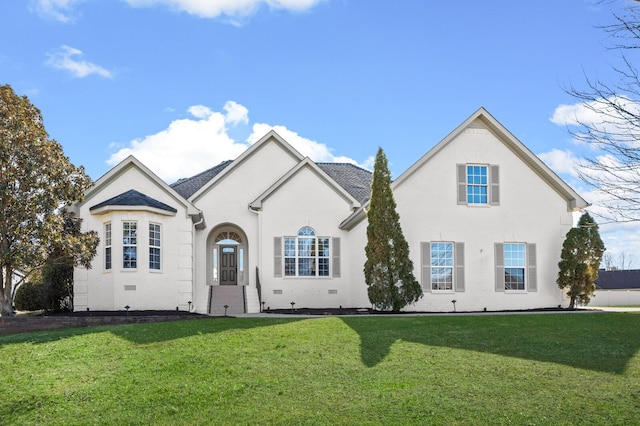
[
  {"left": 45, "top": 45, "right": 113, "bottom": 78},
  {"left": 107, "top": 101, "right": 364, "bottom": 182},
  {"left": 592, "top": 217, "right": 640, "bottom": 269},
  {"left": 551, "top": 96, "right": 640, "bottom": 148},
  {"left": 551, "top": 101, "right": 604, "bottom": 127},
  {"left": 123, "top": 0, "right": 323, "bottom": 20},
  {"left": 538, "top": 149, "right": 579, "bottom": 176},
  {"left": 248, "top": 123, "right": 369, "bottom": 169},
  {"left": 107, "top": 102, "right": 250, "bottom": 182},
  {"left": 30, "top": 0, "right": 85, "bottom": 23},
  {"left": 223, "top": 101, "right": 249, "bottom": 126}
]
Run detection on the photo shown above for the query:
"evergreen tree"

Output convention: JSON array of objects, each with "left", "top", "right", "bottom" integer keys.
[
  {"left": 364, "top": 148, "right": 422, "bottom": 311},
  {"left": 557, "top": 212, "right": 605, "bottom": 309}
]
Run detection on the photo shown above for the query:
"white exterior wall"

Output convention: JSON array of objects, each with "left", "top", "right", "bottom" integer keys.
[
  {"left": 258, "top": 166, "right": 357, "bottom": 309},
  {"left": 387, "top": 126, "right": 573, "bottom": 311},
  {"left": 74, "top": 165, "right": 194, "bottom": 312},
  {"left": 190, "top": 139, "right": 302, "bottom": 313},
  {"left": 74, "top": 112, "right": 586, "bottom": 314}
]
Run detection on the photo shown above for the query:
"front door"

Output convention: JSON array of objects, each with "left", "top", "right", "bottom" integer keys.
[{"left": 220, "top": 245, "right": 237, "bottom": 285}]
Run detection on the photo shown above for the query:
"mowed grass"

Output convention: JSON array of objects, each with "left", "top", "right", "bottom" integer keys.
[{"left": 1, "top": 313, "right": 639, "bottom": 425}]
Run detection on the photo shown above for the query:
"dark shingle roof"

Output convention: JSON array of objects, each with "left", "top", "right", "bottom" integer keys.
[
  {"left": 317, "top": 163, "right": 372, "bottom": 204},
  {"left": 169, "top": 160, "right": 372, "bottom": 204},
  {"left": 595, "top": 270, "right": 640, "bottom": 290},
  {"left": 90, "top": 189, "right": 177, "bottom": 213},
  {"left": 170, "top": 160, "right": 233, "bottom": 199}
]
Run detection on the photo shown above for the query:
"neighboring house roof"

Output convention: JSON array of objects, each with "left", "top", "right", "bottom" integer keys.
[
  {"left": 170, "top": 160, "right": 233, "bottom": 199},
  {"left": 90, "top": 189, "right": 178, "bottom": 214},
  {"left": 317, "top": 163, "right": 372, "bottom": 204},
  {"left": 595, "top": 270, "right": 640, "bottom": 290}
]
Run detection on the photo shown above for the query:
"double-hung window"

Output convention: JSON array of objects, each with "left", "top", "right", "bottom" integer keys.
[
  {"left": 495, "top": 242, "right": 537, "bottom": 292},
  {"left": 504, "top": 243, "right": 525, "bottom": 290},
  {"left": 457, "top": 164, "right": 499, "bottom": 206},
  {"left": 422, "top": 242, "right": 465, "bottom": 292},
  {"left": 149, "top": 223, "right": 161, "bottom": 270},
  {"left": 122, "top": 221, "right": 137, "bottom": 269},
  {"left": 430, "top": 242, "right": 454, "bottom": 291},
  {"left": 467, "top": 165, "right": 488, "bottom": 204},
  {"left": 283, "top": 227, "right": 330, "bottom": 277},
  {"left": 104, "top": 223, "right": 112, "bottom": 270}
]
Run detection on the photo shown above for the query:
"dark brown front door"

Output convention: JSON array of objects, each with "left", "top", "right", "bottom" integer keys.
[{"left": 220, "top": 246, "right": 237, "bottom": 285}]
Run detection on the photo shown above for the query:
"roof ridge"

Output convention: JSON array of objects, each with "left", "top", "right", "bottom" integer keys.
[
  {"left": 316, "top": 162, "right": 372, "bottom": 174},
  {"left": 170, "top": 159, "right": 233, "bottom": 187}
]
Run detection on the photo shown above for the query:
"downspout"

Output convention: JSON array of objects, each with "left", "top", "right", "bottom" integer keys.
[
  {"left": 190, "top": 211, "right": 205, "bottom": 313},
  {"left": 248, "top": 204, "right": 262, "bottom": 306}
]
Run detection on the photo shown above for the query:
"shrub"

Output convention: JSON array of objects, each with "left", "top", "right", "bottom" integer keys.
[{"left": 13, "top": 281, "right": 48, "bottom": 312}]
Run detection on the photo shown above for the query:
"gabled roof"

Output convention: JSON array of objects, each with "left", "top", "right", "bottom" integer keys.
[
  {"left": 171, "top": 160, "right": 233, "bottom": 199},
  {"left": 395, "top": 107, "right": 589, "bottom": 211},
  {"left": 317, "top": 163, "right": 372, "bottom": 204},
  {"left": 249, "top": 158, "right": 363, "bottom": 211},
  {"left": 90, "top": 189, "right": 178, "bottom": 215},
  {"left": 340, "top": 107, "right": 589, "bottom": 230},
  {"left": 188, "top": 130, "right": 305, "bottom": 202},
  {"left": 73, "top": 156, "right": 203, "bottom": 227},
  {"left": 595, "top": 270, "right": 640, "bottom": 290}
]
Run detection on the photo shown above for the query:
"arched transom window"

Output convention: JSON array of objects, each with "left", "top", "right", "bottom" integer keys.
[
  {"left": 215, "top": 231, "right": 242, "bottom": 245},
  {"left": 284, "top": 227, "right": 330, "bottom": 277}
]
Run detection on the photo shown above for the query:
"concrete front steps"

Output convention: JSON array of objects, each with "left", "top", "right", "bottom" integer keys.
[{"left": 208, "top": 286, "right": 260, "bottom": 316}]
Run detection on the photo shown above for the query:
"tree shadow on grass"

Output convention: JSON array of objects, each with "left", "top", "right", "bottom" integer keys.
[
  {"left": 341, "top": 312, "right": 640, "bottom": 374},
  {"left": 108, "top": 316, "right": 304, "bottom": 345},
  {"left": 0, "top": 316, "right": 304, "bottom": 347}
]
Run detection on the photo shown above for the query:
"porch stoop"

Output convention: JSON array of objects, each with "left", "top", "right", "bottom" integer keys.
[{"left": 209, "top": 286, "right": 261, "bottom": 315}]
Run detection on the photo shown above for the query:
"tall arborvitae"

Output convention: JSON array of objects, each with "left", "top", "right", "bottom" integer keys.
[
  {"left": 364, "top": 147, "right": 422, "bottom": 311},
  {"left": 557, "top": 212, "right": 605, "bottom": 309}
]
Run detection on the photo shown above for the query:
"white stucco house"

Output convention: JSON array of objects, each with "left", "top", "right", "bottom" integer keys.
[{"left": 72, "top": 107, "right": 588, "bottom": 314}]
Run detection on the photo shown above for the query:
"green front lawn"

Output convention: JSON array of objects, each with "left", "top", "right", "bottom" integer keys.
[{"left": 1, "top": 312, "right": 639, "bottom": 425}]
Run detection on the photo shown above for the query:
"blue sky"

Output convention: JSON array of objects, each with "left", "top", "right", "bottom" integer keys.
[{"left": 3, "top": 0, "right": 639, "bottom": 268}]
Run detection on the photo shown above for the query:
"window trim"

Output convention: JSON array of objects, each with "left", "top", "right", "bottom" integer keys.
[
  {"left": 467, "top": 164, "right": 489, "bottom": 205},
  {"left": 421, "top": 242, "right": 465, "bottom": 292},
  {"left": 122, "top": 220, "right": 138, "bottom": 270},
  {"left": 149, "top": 222, "right": 162, "bottom": 272},
  {"left": 104, "top": 222, "right": 112, "bottom": 271},
  {"left": 282, "top": 227, "right": 331, "bottom": 278},
  {"left": 495, "top": 242, "right": 537, "bottom": 292},
  {"left": 457, "top": 163, "right": 500, "bottom": 206},
  {"left": 430, "top": 242, "right": 455, "bottom": 292},
  {"left": 503, "top": 243, "right": 526, "bottom": 291}
]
